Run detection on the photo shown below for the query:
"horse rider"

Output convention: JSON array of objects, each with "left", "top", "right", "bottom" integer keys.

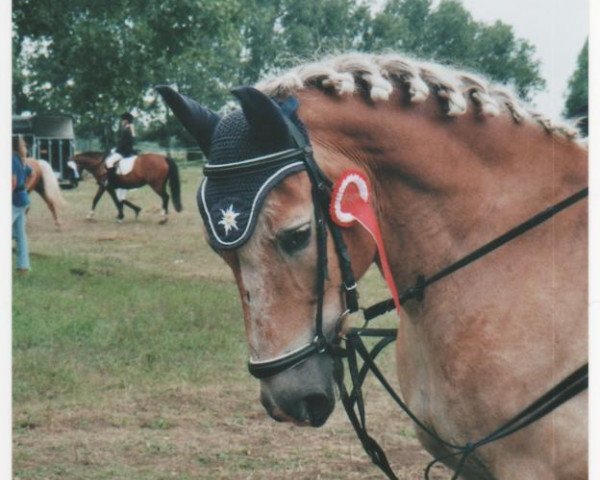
[{"left": 105, "top": 112, "right": 136, "bottom": 184}]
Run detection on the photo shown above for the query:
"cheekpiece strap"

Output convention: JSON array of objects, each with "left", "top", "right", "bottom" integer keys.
[{"left": 281, "top": 115, "right": 359, "bottom": 315}]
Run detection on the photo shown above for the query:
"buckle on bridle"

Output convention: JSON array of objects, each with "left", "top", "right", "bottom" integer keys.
[
  {"left": 337, "top": 308, "right": 367, "bottom": 341},
  {"left": 313, "top": 335, "right": 328, "bottom": 354},
  {"left": 344, "top": 281, "right": 357, "bottom": 292}
]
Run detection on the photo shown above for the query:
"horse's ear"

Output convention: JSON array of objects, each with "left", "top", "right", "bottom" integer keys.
[
  {"left": 155, "top": 85, "right": 220, "bottom": 156},
  {"left": 231, "top": 87, "right": 290, "bottom": 142}
]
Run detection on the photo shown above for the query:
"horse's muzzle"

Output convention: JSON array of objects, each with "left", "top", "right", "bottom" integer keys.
[{"left": 259, "top": 353, "right": 336, "bottom": 427}]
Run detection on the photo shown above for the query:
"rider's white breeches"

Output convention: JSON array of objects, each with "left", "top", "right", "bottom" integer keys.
[{"left": 105, "top": 151, "right": 122, "bottom": 168}]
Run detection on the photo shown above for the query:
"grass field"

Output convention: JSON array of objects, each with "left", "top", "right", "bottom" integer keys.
[{"left": 13, "top": 165, "right": 450, "bottom": 479}]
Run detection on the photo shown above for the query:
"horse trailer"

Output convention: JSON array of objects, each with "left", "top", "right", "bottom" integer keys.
[{"left": 12, "top": 114, "right": 75, "bottom": 184}]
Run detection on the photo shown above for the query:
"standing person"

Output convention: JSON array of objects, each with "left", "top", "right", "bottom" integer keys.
[
  {"left": 12, "top": 135, "right": 32, "bottom": 274},
  {"left": 105, "top": 112, "right": 136, "bottom": 183}
]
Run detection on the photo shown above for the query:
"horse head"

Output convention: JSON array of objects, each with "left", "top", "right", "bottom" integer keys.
[
  {"left": 72, "top": 152, "right": 107, "bottom": 183},
  {"left": 158, "top": 85, "right": 375, "bottom": 426},
  {"left": 66, "top": 157, "right": 81, "bottom": 187}
]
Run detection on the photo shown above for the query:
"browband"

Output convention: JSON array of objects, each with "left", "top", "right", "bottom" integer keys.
[{"left": 203, "top": 148, "right": 305, "bottom": 177}]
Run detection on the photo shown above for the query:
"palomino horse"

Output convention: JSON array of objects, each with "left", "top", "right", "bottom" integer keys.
[
  {"left": 71, "top": 151, "right": 182, "bottom": 223},
  {"left": 25, "top": 158, "right": 67, "bottom": 230},
  {"left": 158, "top": 53, "right": 587, "bottom": 479}
]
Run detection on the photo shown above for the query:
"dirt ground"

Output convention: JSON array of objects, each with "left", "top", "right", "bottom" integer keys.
[{"left": 14, "top": 166, "right": 452, "bottom": 479}]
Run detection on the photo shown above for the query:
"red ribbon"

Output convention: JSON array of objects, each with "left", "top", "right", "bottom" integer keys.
[{"left": 330, "top": 170, "right": 401, "bottom": 315}]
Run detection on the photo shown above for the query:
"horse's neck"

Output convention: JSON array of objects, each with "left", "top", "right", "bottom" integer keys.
[
  {"left": 378, "top": 125, "right": 586, "bottom": 293},
  {"left": 373, "top": 117, "right": 588, "bottom": 433},
  {"left": 324, "top": 107, "right": 585, "bottom": 289},
  {"left": 80, "top": 155, "right": 104, "bottom": 172},
  {"left": 304, "top": 92, "right": 587, "bottom": 452},
  {"left": 302, "top": 91, "right": 587, "bottom": 304}
]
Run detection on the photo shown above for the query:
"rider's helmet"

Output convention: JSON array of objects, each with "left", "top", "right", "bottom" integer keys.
[{"left": 120, "top": 112, "right": 134, "bottom": 123}]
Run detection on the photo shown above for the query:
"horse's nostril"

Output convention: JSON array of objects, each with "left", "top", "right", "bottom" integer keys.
[{"left": 303, "top": 393, "right": 333, "bottom": 427}]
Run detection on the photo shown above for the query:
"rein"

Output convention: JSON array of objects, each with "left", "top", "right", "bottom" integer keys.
[
  {"left": 338, "top": 187, "right": 588, "bottom": 480},
  {"left": 204, "top": 116, "right": 589, "bottom": 478},
  {"left": 363, "top": 186, "right": 589, "bottom": 320},
  {"left": 342, "top": 332, "right": 588, "bottom": 480}
]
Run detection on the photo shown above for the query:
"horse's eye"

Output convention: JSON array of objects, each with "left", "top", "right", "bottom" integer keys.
[{"left": 278, "top": 225, "right": 311, "bottom": 255}]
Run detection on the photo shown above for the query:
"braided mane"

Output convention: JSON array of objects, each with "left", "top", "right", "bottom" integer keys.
[{"left": 255, "top": 52, "right": 581, "bottom": 141}]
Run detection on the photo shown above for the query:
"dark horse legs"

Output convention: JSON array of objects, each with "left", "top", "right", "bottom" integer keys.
[
  {"left": 156, "top": 179, "right": 170, "bottom": 224},
  {"left": 86, "top": 185, "right": 141, "bottom": 221},
  {"left": 86, "top": 185, "right": 107, "bottom": 220},
  {"left": 122, "top": 199, "right": 142, "bottom": 219}
]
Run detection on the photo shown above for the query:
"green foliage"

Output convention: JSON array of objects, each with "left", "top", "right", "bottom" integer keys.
[
  {"left": 564, "top": 40, "right": 588, "bottom": 136},
  {"left": 366, "top": 0, "right": 431, "bottom": 54},
  {"left": 235, "top": 0, "right": 371, "bottom": 83},
  {"left": 365, "top": 0, "right": 544, "bottom": 99},
  {"left": 12, "top": 0, "right": 247, "bottom": 145},
  {"left": 13, "top": 0, "right": 546, "bottom": 144}
]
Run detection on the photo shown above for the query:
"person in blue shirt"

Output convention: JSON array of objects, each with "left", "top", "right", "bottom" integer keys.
[{"left": 12, "top": 135, "right": 32, "bottom": 273}]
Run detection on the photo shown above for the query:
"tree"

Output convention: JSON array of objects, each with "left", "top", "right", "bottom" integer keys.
[
  {"left": 564, "top": 40, "right": 588, "bottom": 136},
  {"left": 237, "top": 0, "right": 371, "bottom": 83},
  {"left": 13, "top": 0, "right": 547, "bottom": 145},
  {"left": 363, "top": 0, "right": 544, "bottom": 100},
  {"left": 12, "top": 0, "right": 247, "bottom": 146},
  {"left": 13, "top": 0, "right": 140, "bottom": 143}
]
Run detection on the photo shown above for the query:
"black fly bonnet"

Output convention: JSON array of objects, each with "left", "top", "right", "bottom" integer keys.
[{"left": 199, "top": 102, "right": 307, "bottom": 249}]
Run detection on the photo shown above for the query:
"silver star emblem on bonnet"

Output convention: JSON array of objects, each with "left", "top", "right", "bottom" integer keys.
[{"left": 218, "top": 204, "right": 240, "bottom": 236}]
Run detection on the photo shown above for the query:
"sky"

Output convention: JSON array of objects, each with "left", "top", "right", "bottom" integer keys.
[{"left": 455, "top": 0, "right": 588, "bottom": 120}]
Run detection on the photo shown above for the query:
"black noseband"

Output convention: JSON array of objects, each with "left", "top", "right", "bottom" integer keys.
[{"left": 248, "top": 335, "right": 331, "bottom": 379}]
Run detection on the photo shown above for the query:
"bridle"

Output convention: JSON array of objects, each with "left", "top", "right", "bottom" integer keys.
[
  {"left": 203, "top": 111, "right": 588, "bottom": 479},
  {"left": 204, "top": 115, "right": 360, "bottom": 379}
]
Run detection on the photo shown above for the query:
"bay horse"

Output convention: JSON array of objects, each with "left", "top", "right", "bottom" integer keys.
[
  {"left": 158, "top": 52, "right": 587, "bottom": 479},
  {"left": 71, "top": 151, "right": 182, "bottom": 223},
  {"left": 25, "top": 158, "right": 67, "bottom": 230}
]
